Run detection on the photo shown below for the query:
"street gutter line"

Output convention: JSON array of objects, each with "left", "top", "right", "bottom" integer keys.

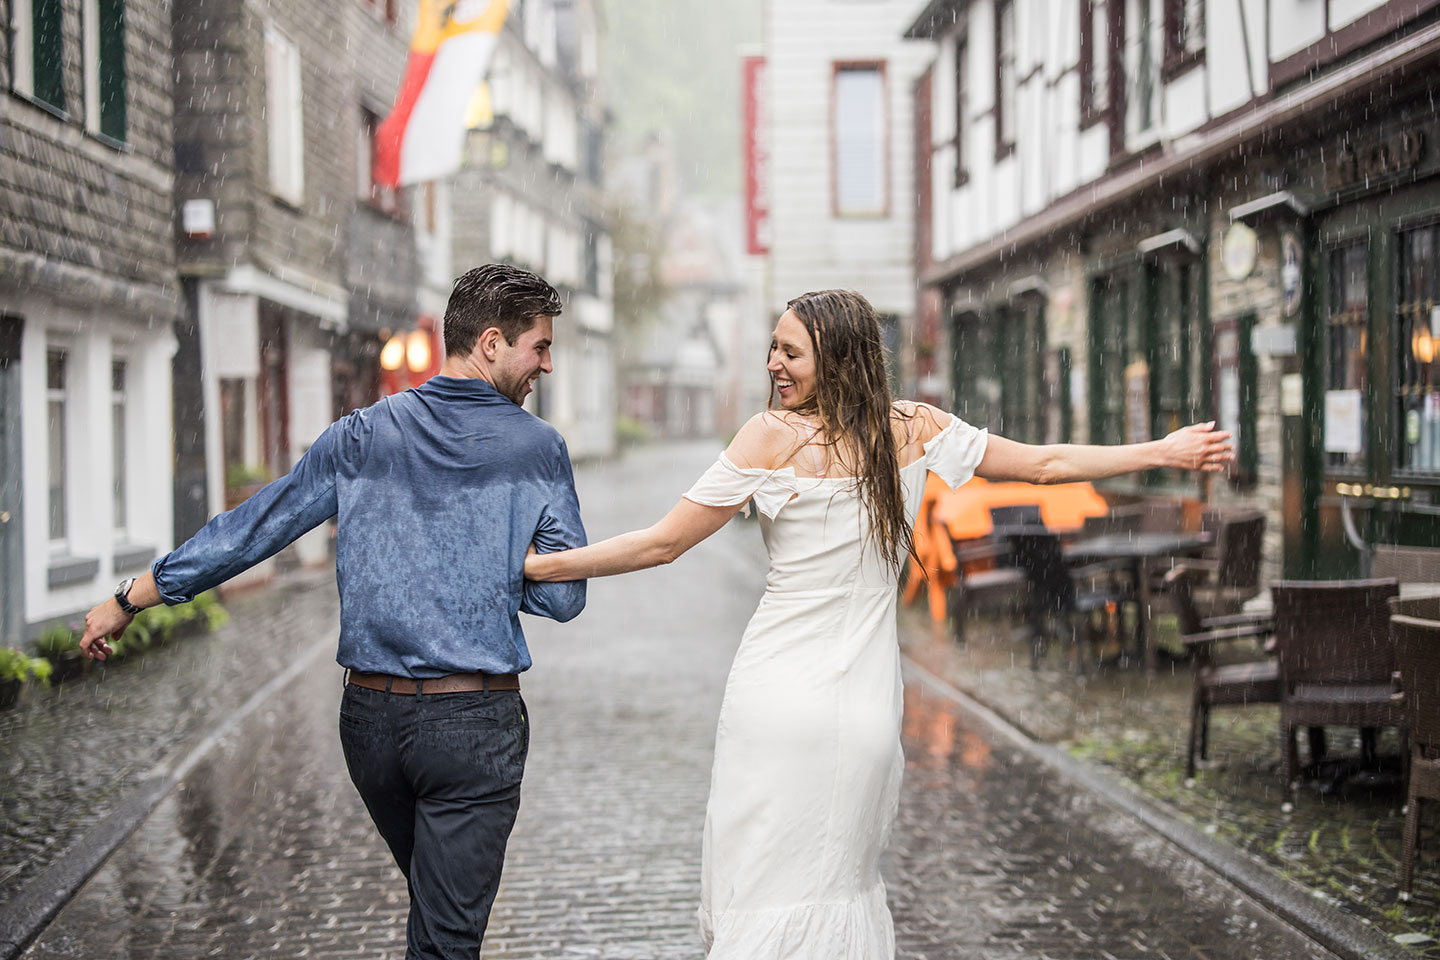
[
  {"left": 0, "top": 629, "right": 336, "bottom": 960},
  {"left": 900, "top": 656, "right": 1410, "bottom": 960}
]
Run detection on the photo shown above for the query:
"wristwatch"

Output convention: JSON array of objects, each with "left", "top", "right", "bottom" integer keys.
[{"left": 114, "top": 578, "right": 141, "bottom": 616}]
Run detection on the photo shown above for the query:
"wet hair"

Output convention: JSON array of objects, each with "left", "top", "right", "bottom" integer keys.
[
  {"left": 782, "top": 289, "right": 915, "bottom": 572},
  {"left": 443, "top": 264, "right": 563, "bottom": 357}
]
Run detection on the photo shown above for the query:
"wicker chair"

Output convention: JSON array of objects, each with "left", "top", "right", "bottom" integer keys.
[
  {"left": 1392, "top": 613, "right": 1440, "bottom": 899},
  {"left": 1185, "top": 511, "right": 1266, "bottom": 619},
  {"left": 989, "top": 503, "right": 1044, "bottom": 531},
  {"left": 1167, "top": 566, "right": 1278, "bottom": 778},
  {"left": 1373, "top": 545, "right": 1440, "bottom": 585},
  {"left": 1272, "top": 579, "right": 1403, "bottom": 804},
  {"left": 1011, "top": 532, "right": 1126, "bottom": 671}
]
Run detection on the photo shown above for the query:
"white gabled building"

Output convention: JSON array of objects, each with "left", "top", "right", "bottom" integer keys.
[
  {"left": 762, "top": 0, "right": 938, "bottom": 395},
  {"left": 907, "top": 0, "right": 1440, "bottom": 579}
]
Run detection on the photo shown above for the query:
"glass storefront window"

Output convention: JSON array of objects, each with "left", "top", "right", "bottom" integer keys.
[
  {"left": 1396, "top": 222, "right": 1440, "bottom": 473},
  {"left": 1325, "top": 243, "right": 1368, "bottom": 470}
]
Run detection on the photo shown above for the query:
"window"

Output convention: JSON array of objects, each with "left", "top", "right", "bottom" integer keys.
[
  {"left": 11, "top": 0, "right": 66, "bottom": 112},
  {"left": 953, "top": 34, "right": 969, "bottom": 186},
  {"left": 999, "top": 298, "right": 1046, "bottom": 443},
  {"left": 1325, "top": 243, "right": 1368, "bottom": 470},
  {"left": 359, "top": 107, "right": 403, "bottom": 216},
  {"left": 1214, "top": 314, "right": 1257, "bottom": 487},
  {"left": 111, "top": 359, "right": 127, "bottom": 532},
  {"left": 994, "top": 0, "right": 1016, "bottom": 158},
  {"left": 1395, "top": 222, "right": 1440, "bottom": 473},
  {"left": 832, "top": 64, "right": 887, "bottom": 217},
  {"left": 83, "top": 0, "right": 126, "bottom": 141},
  {"left": 1131, "top": 0, "right": 1156, "bottom": 135},
  {"left": 265, "top": 27, "right": 305, "bottom": 205},
  {"left": 1080, "top": 0, "right": 1110, "bottom": 122},
  {"left": 1163, "top": 0, "right": 1204, "bottom": 77},
  {"left": 46, "top": 347, "right": 67, "bottom": 545},
  {"left": 1089, "top": 272, "right": 1139, "bottom": 444}
]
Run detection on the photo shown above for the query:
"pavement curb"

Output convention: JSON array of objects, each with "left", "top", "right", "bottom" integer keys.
[
  {"left": 0, "top": 630, "right": 335, "bottom": 960},
  {"left": 901, "top": 656, "right": 1414, "bottom": 960}
]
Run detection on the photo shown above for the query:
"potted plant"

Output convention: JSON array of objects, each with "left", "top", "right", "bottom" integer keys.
[
  {"left": 225, "top": 464, "right": 272, "bottom": 510},
  {"left": 0, "top": 646, "right": 53, "bottom": 709},
  {"left": 35, "top": 623, "right": 86, "bottom": 683}
]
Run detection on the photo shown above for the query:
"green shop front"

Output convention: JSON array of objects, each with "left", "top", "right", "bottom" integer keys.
[{"left": 1286, "top": 104, "right": 1440, "bottom": 577}]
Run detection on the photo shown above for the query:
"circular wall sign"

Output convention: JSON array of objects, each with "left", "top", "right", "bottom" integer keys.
[
  {"left": 1222, "top": 222, "right": 1258, "bottom": 280},
  {"left": 1281, "top": 231, "right": 1303, "bottom": 318}
]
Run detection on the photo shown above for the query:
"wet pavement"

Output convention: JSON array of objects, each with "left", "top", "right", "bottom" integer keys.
[
  {"left": 0, "top": 566, "right": 340, "bottom": 901},
  {"left": 18, "top": 442, "right": 1336, "bottom": 958},
  {"left": 903, "top": 601, "right": 1440, "bottom": 954}
]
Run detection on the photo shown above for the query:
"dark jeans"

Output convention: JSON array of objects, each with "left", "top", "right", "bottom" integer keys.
[{"left": 338, "top": 682, "right": 529, "bottom": 959}]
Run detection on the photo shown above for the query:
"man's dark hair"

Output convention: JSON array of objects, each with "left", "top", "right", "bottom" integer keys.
[{"left": 443, "top": 264, "right": 563, "bottom": 357}]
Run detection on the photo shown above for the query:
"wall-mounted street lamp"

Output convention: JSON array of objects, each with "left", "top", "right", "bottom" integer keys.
[
  {"left": 380, "top": 333, "right": 406, "bottom": 372},
  {"left": 405, "top": 329, "right": 431, "bottom": 373}
]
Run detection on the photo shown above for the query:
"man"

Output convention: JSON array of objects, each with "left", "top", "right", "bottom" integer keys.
[{"left": 80, "top": 264, "right": 587, "bottom": 959}]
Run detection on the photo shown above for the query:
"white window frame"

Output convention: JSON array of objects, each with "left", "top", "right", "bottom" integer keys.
[
  {"left": 110, "top": 353, "right": 129, "bottom": 538},
  {"left": 10, "top": 0, "right": 36, "bottom": 99},
  {"left": 82, "top": 0, "right": 101, "bottom": 132},
  {"left": 45, "top": 341, "right": 70, "bottom": 551},
  {"left": 265, "top": 26, "right": 305, "bottom": 206},
  {"left": 832, "top": 62, "right": 889, "bottom": 219}
]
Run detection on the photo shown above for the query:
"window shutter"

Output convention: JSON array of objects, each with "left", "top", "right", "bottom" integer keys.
[
  {"left": 33, "top": 0, "right": 65, "bottom": 110},
  {"left": 99, "top": 0, "right": 127, "bottom": 140}
]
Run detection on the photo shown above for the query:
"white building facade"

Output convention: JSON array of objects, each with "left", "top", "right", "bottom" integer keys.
[
  {"left": 908, "top": 0, "right": 1440, "bottom": 578},
  {"left": 456, "top": 0, "right": 617, "bottom": 460},
  {"left": 762, "top": 0, "right": 938, "bottom": 393}
]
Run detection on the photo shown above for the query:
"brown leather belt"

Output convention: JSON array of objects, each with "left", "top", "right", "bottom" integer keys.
[{"left": 345, "top": 670, "right": 521, "bottom": 695}]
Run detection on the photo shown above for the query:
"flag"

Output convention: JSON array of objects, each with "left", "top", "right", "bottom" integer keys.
[{"left": 374, "top": 0, "right": 509, "bottom": 188}]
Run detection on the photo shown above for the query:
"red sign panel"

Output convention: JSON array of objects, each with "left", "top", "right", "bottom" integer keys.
[{"left": 742, "top": 55, "right": 770, "bottom": 256}]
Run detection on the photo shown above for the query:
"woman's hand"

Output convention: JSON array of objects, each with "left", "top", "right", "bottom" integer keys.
[{"left": 1161, "top": 422, "right": 1235, "bottom": 472}]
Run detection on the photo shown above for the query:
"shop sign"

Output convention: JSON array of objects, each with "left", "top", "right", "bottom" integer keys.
[
  {"left": 1324, "top": 131, "right": 1425, "bottom": 192},
  {"left": 1281, "top": 231, "right": 1302, "bottom": 318},
  {"left": 1222, "top": 222, "right": 1258, "bottom": 280},
  {"left": 1324, "top": 389, "right": 1364, "bottom": 454}
]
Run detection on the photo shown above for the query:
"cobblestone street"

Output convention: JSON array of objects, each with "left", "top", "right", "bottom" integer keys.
[{"left": 19, "top": 443, "right": 1335, "bottom": 959}]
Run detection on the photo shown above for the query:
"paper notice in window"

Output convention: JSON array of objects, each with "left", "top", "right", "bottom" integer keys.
[{"left": 1324, "top": 389, "right": 1364, "bottom": 454}]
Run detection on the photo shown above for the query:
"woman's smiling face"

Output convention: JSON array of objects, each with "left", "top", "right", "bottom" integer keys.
[{"left": 768, "top": 310, "right": 817, "bottom": 409}]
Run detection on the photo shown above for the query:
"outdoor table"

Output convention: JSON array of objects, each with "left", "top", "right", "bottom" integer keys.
[{"left": 1064, "top": 531, "right": 1213, "bottom": 672}]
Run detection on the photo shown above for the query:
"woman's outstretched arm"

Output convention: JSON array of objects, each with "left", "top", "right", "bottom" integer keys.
[
  {"left": 976, "top": 422, "right": 1233, "bottom": 484},
  {"left": 904, "top": 401, "right": 1233, "bottom": 483},
  {"left": 525, "top": 412, "right": 796, "bottom": 583},
  {"left": 525, "top": 498, "right": 742, "bottom": 581}
]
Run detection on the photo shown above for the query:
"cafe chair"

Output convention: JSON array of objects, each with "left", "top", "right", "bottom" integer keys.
[
  {"left": 1373, "top": 544, "right": 1440, "bottom": 585},
  {"left": 988, "top": 503, "right": 1044, "bottom": 531},
  {"left": 1392, "top": 613, "right": 1440, "bottom": 900},
  {"left": 1010, "top": 532, "right": 1126, "bottom": 672},
  {"left": 1166, "top": 566, "right": 1278, "bottom": 779},
  {"left": 947, "top": 537, "right": 1028, "bottom": 640},
  {"left": 1164, "top": 511, "right": 1265, "bottom": 618},
  {"left": 1272, "top": 579, "right": 1403, "bottom": 805}
]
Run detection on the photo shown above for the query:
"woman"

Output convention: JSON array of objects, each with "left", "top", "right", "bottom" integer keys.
[{"left": 525, "top": 290, "right": 1231, "bottom": 958}]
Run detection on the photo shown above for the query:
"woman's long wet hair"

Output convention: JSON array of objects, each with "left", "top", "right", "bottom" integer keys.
[{"left": 780, "top": 289, "right": 915, "bottom": 572}]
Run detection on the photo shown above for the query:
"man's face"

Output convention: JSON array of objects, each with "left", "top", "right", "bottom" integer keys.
[{"left": 491, "top": 315, "right": 554, "bottom": 404}]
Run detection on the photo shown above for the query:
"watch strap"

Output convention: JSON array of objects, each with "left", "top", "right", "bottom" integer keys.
[{"left": 114, "top": 579, "right": 141, "bottom": 616}]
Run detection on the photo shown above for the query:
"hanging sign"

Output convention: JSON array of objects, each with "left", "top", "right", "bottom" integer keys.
[
  {"left": 1222, "top": 222, "right": 1258, "bottom": 280},
  {"left": 1281, "top": 231, "right": 1303, "bottom": 317}
]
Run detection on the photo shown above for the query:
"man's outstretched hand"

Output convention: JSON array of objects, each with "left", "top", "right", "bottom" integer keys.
[
  {"left": 81, "top": 572, "right": 162, "bottom": 661},
  {"left": 80, "top": 599, "right": 130, "bottom": 661},
  {"left": 1162, "top": 422, "right": 1235, "bottom": 473}
]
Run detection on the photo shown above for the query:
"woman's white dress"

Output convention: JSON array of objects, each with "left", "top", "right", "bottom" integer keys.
[{"left": 683, "top": 415, "right": 988, "bottom": 959}]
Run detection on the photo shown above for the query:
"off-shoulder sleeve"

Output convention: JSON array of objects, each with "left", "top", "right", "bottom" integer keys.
[
  {"left": 924, "top": 416, "right": 988, "bottom": 490},
  {"left": 683, "top": 453, "right": 797, "bottom": 520}
]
